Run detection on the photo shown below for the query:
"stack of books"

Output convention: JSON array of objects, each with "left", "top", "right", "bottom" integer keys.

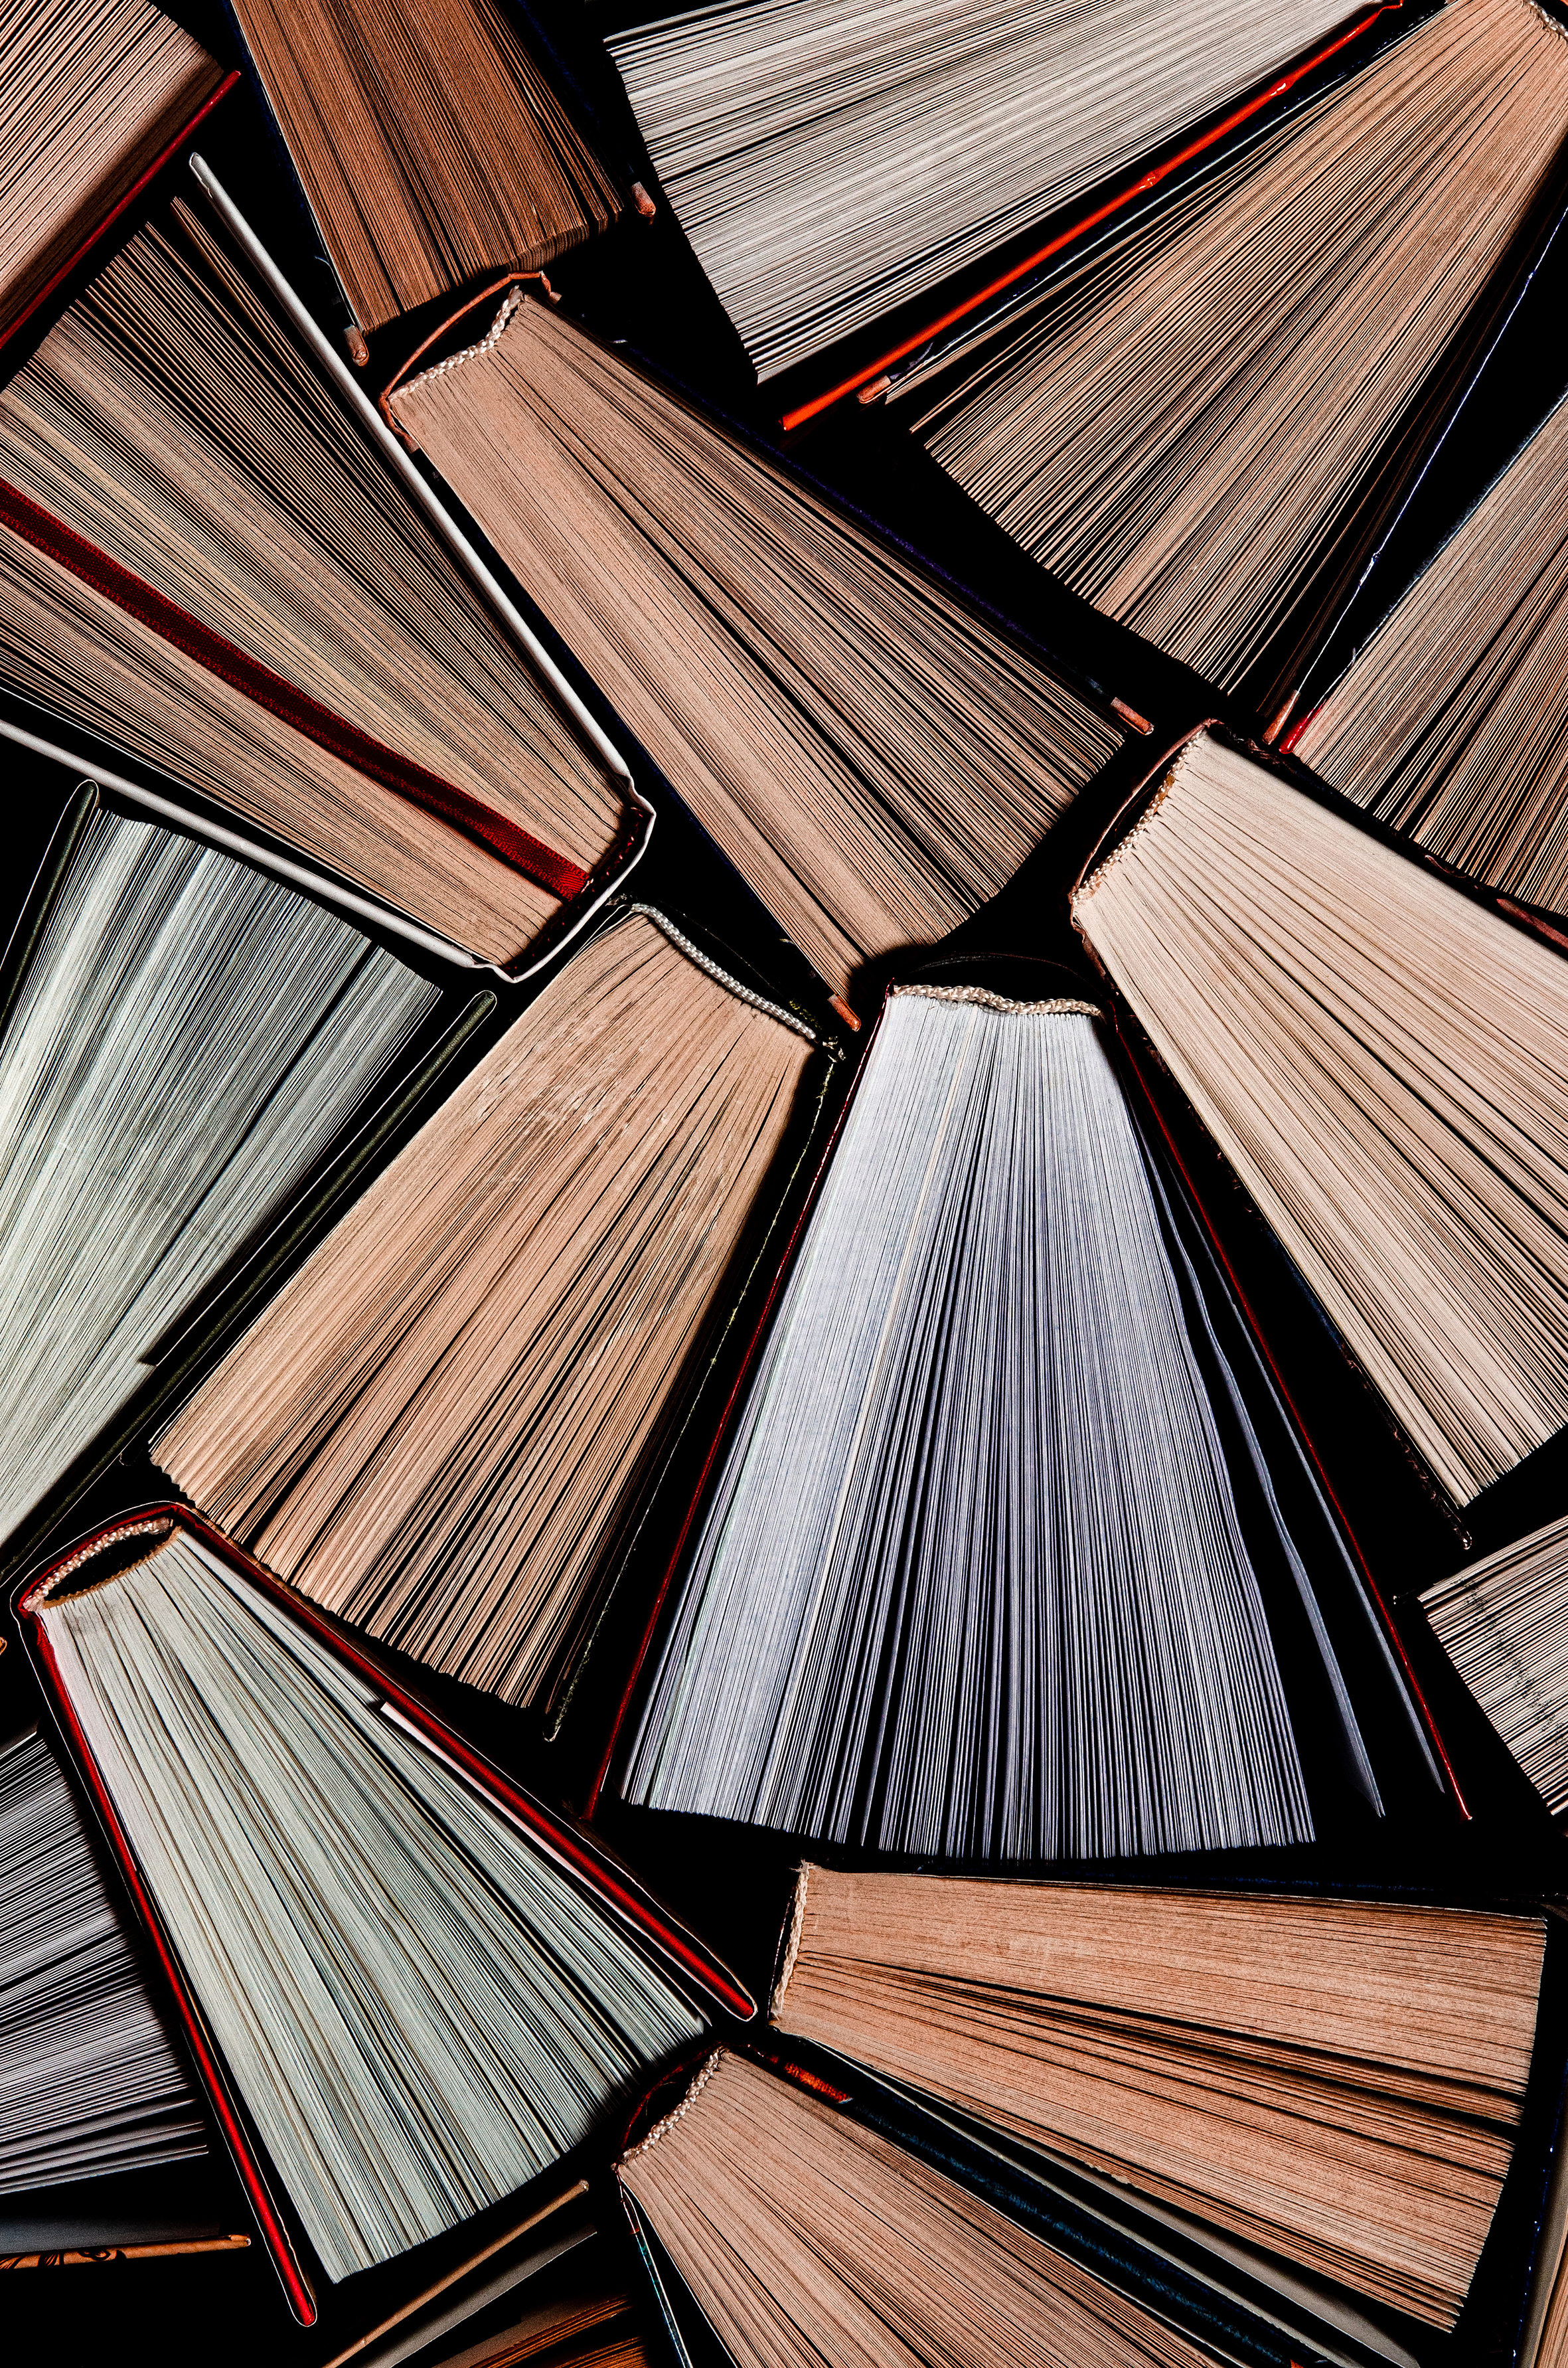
[{"left": 3, "top": 3, "right": 1568, "bottom": 2365}]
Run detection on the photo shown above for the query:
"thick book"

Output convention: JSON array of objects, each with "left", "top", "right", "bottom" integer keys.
[
  {"left": 217, "top": 0, "right": 625, "bottom": 347},
  {"left": 766, "top": 1865, "right": 1552, "bottom": 2340},
  {"left": 0, "top": 0, "right": 227, "bottom": 346},
  {"left": 152, "top": 904, "right": 840, "bottom": 1729},
  {"left": 881, "top": 0, "right": 1568, "bottom": 702},
  {"left": 1065, "top": 726, "right": 1568, "bottom": 1515},
  {"left": 617, "top": 2044, "right": 1391, "bottom": 2368},
  {"left": 612, "top": 969, "right": 1443, "bottom": 1861},
  {"left": 380, "top": 289, "right": 1124, "bottom": 1003},
  {"left": 0, "top": 176, "right": 648, "bottom": 974},
  {"left": 0, "top": 771, "right": 446, "bottom": 1555},
  {"left": 0, "top": 1723, "right": 206, "bottom": 2198},
  {"left": 13, "top": 1508, "right": 751, "bottom": 2324},
  {"left": 599, "top": 0, "right": 1371, "bottom": 390},
  {"left": 1289, "top": 388, "right": 1568, "bottom": 919}
]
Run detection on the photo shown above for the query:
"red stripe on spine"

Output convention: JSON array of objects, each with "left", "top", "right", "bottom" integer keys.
[
  {"left": 25, "top": 1612, "right": 318, "bottom": 2326},
  {"left": 24, "top": 1507, "right": 755, "bottom": 2024},
  {"left": 0, "top": 476, "right": 588, "bottom": 902},
  {"left": 0, "top": 72, "right": 243, "bottom": 359},
  {"left": 780, "top": 2, "right": 1402, "bottom": 432}
]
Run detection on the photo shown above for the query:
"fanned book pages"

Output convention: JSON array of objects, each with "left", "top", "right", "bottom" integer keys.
[
  {"left": 424, "top": 2285, "right": 647, "bottom": 2368},
  {"left": 603, "top": 0, "right": 1362, "bottom": 384},
  {"left": 621, "top": 983, "right": 1377, "bottom": 1862},
  {"left": 386, "top": 298, "right": 1117, "bottom": 999},
  {"left": 1293, "top": 392, "right": 1568, "bottom": 916},
  {"left": 155, "top": 910, "right": 819, "bottom": 1713},
  {"left": 21, "top": 1520, "right": 709, "bottom": 2292},
  {"left": 0, "top": 1725, "right": 204, "bottom": 2196},
  {"left": 0, "top": 0, "right": 222, "bottom": 337},
  {"left": 226, "top": 0, "right": 621, "bottom": 336},
  {"left": 768, "top": 1867, "right": 1548, "bottom": 2330},
  {"left": 1069, "top": 731, "right": 1568, "bottom": 1507},
  {"left": 0, "top": 798, "right": 437, "bottom": 1543},
  {"left": 0, "top": 201, "right": 628, "bottom": 967},
  {"left": 896, "top": 0, "right": 1568, "bottom": 693},
  {"left": 1421, "top": 1514, "right": 1568, "bottom": 1816},
  {"left": 619, "top": 2051, "right": 1223, "bottom": 2368}
]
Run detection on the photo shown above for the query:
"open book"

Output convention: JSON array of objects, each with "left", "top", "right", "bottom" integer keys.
[
  {"left": 0, "top": 189, "right": 637, "bottom": 969},
  {"left": 894, "top": 0, "right": 1568, "bottom": 699},
  {"left": 15, "top": 1511, "right": 747, "bottom": 2320},
  {"left": 154, "top": 906, "right": 830, "bottom": 1723},
  {"left": 617, "top": 973, "right": 1439, "bottom": 1859},
  {"left": 1069, "top": 728, "right": 1568, "bottom": 1509},
  {"left": 766, "top": 1867, "right": 1551, "bottom": 2337}
]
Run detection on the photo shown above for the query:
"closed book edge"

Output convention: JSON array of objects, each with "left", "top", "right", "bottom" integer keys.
[
  {"left": 757, "top": 1910, "right": 1568, "bottom": 2368},
  {"left": 611, "top": 2042, "right": 1407, "bottom": 2368}
]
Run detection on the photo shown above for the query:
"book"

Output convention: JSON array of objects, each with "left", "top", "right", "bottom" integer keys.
[
  {"left": 222, "top": 0, "right": 623, "bottom": 344},
  {"left": 889, "top": 0, "right": 1568, "bottom": 697},
  {"left": 601, "top": 0, "right": 1367, "bottom": 387},
  {"left": 411, "top": 2278, "right": 645, "bottom": 2368},
  {"left": 0, "top": 0, "right": 224, "bottom": 343},
  {"left": 0, "top": 784, "right": 439, "bottom": 1548},
  {"left": 0, "top": 190, "right": 637, "bottom": 970},
  {"left": 617, "top": 975, "right": 1422, "bottom": 1861},
  {"left": 1289, "top": 390, "right": 1568, "bottom": 918},
  {"left": 0, "top": 1723, "right": 204, "bottom": 2197},
  {"left": 621, "top": 2049, "right": 1262, "bottom": 2368},
  {"left": 1069, "top": 728, "right": 1568, "bottom": 1511},
  {"left": 153, "top": 906, "right": 830, "bottom": 1719},
  {"left": 765, "top": 1865, "right": 1549, "bottom": 2332},
  {"left": 15, "top": 1509, "right": 745, "bottom": 2320},
  {"left": 316, "top": 2187, "right": 596, "bottom": 2368},
  {"left": 1420, "top": 1513, "right": 1568, "bottom": 1818},
  {"left": 382, "top": 292, "right": 1121, "bottom": 1001}
]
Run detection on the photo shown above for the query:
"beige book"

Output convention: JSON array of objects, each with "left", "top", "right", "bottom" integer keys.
[
  {"left": 905, "top": 0, "right": 1568, "bottom": 695},
  {"left": 0, "top": 203, "right": 626, "bottom": 966},
  {"left": 621, "top": 2051, "right": 1221, "bottom": 2368},
  {"left": 769, "top": 1865, "right": 1547, "bottom": 2329},
  {"left": 228, "top": 0, "right": 621, "bottom": 337},
  {"left": 155, "top": 909, "right": 820, "bottom": 1709},
  {"left": 1294, "top": 392, "right": 1568, "bottom": 916},
  {"left": 1421, "top": 1512, "right": 1568, "bottom": 1818},
  {"left": 1070, "top": 729, "right": 1568, "bottom": 1506},
  {"left": 386, "top": 294, "right": 1119, "bottom": 999},
  {"left": 0, "top": 0, "right": 222, "bottom": 335}
]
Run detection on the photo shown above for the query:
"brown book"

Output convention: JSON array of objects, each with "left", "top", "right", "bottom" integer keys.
[
  {"left": 620, "top": 2051, "right": 1226, "bottom": 2368},
  {"left": 383, "top": 292, "right": 1120, "bottom": 1001},
  {"left": 0, "top": 0, "right": 224, "bottom": 343},
  {"left": 153, "top": 907, "right": 824, "bottom": 1714},
  {"left": 1291, "top": 391, "right": 1568, "bottom": 918},
  {"left": 769, "top": 1865, "right": 1548, "bottom": 2330},
  {"left": 894, "top": 0, "right": 1568, "bottom": 699},
  {"left": 0, "top": 198, "right": 631, "bottom": 970},
  {"left": 228, "top": 0, "right": 621, "bottom": 337},
  {"left": 1069, "top": 727, "right": 1568, "bottom": 1509}
]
